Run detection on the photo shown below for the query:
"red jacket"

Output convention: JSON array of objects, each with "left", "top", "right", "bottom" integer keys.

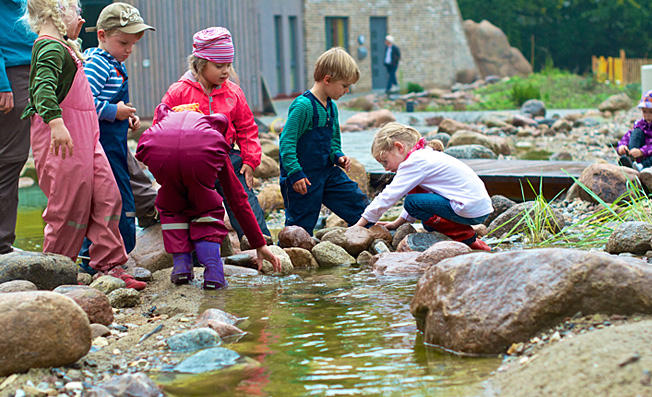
[{"left": 155, "top": 71, "right": 262, "bottom": 169}]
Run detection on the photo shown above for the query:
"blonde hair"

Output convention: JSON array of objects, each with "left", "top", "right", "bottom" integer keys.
[
  {"left": 25, "top": 0, "right": 85, "bottom": 61},
  {"left": 187, "top": 54, "right": 240, "bottom": 86},
  {"left": 313, "top": 47, "right": 360, "bottom": 84},
  {"left": 371, "top": 122, "right": 444, "bottom": 161}
]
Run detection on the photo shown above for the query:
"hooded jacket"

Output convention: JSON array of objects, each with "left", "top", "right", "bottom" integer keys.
[{"left": 155, "top": 71, "right": 262, "bottom": 169}]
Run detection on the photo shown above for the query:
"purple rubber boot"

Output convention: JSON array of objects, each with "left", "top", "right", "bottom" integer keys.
[
  {"left": 171, "top": 252, "right": 193, "bottom": 284},
  {"left": 194, "top": 240, "right": 227, "bottom": 289}
]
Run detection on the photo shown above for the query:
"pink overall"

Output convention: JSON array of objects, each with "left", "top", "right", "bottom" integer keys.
[
  {"left": 30, "top": 37, "right": 127, "bottom": 272},
  {"left": 136, "top": 105, "right": 266, "bottom": 253}
]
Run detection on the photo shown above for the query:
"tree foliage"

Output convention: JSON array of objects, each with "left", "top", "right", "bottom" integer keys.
[{"left": 457, "top": 0, "right": 652, "bottom": 73}]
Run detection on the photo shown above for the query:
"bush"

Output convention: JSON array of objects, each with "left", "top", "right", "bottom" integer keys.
[
  {"left": 406, "top": 82, "right": 424, "bottom": 93},
  {"left": 510, "top": 81, "right": 541, "bottom": 106}
]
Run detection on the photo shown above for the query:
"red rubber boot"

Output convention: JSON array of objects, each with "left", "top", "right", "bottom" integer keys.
[
  {"left": 424, "top": 215, "right": 490, "bottom": 251},
  {"left": 107, "top": 266, "right": 147, "bottom": 290}
]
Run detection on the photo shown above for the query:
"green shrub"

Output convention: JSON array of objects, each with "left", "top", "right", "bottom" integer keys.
[
  {"left": 625, "top": 83, "right": 642, "bottom": 100},
  {"left": 406, "top": 82, "right": 423, "bottom": 93},
  {"left": 510, "top": 81, "right": 541, "bottom": 106}
]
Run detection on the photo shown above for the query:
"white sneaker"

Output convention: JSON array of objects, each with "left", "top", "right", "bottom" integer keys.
[{"left": 635, "top": 162, "right": 644, "bottom": 171}]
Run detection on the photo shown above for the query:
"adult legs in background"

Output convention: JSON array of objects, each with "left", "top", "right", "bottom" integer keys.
[{"left": 0, "top": 66, "right": 31, "bottom": 254}]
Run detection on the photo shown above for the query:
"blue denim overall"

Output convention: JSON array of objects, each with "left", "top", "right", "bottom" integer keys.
[
  {"left": 280, "top": 91, "right": 368, "bottom": 235},
  {"left": 80, "top": 62, "right": 136, "bottom": 267}
]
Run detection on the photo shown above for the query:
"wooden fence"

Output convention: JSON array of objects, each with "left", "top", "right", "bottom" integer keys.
[{"left": 592, "top": 50, "right": 652, "bottom": 85}]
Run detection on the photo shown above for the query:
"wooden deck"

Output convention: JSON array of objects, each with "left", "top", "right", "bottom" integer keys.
[{"left": 368, "top": 159, "right": 592, "bottom": 201}]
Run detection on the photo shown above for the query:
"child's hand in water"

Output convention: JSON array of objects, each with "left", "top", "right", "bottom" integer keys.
[
  {"left": 256, "top": 245, "right": 282, "bottom": 272},
  {"left": 49, "top": 118, "right": 74, "bottom": 159},
  {"left": 338, "top": 156, "right": 351, "bottom": 172},
  {"left": 293, "top": 177, "right": 311, "bottom": 195}
]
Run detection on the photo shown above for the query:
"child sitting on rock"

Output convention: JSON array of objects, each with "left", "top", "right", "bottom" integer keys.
[
  {"left": 617, "top": 90, "right": 652, "bottom": 171},
  {"left": 354, "top": 122, "right": 493, "bottom": 251},
  {"left": 135, "top": 104, "right": 281, "bottom": 289}
]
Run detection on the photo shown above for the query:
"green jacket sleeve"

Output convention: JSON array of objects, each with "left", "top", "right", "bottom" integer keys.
[
  {"left": 279, "top": 97, "right": 312, "bottom": 184},
  {"left": 329, "top": 101, "right": 345, "bottom": 164},
  {"left": 28, "top": 43, "right": 66, "bottom": 123}
]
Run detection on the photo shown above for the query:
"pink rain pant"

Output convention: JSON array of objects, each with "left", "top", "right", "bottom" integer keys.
[{"left": 30, "top": 39, "right": 127, "bottom": 272}]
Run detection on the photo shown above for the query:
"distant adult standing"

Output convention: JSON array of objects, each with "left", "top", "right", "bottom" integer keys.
[
  {"left": 0, "top": 0, "right": 36, "bottom": 254},
  {"left": 383, "top": 35, "right": 401, "bottom": 95}
]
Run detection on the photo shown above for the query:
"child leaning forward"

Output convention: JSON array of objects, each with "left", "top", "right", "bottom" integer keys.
[{"left": 354, "top": 122, "right": 493, "bottom": 251}]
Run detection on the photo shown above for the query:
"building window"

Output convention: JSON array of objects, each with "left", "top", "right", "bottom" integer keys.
[
  {"left": 289, "top": 16, "right": 299, "bottom": 92},
  {"left": 274, "top": 15, "right": 285, "bottom": 94},
  {"left": 325, "top": 17, "right": 348, "bottom": 51}
]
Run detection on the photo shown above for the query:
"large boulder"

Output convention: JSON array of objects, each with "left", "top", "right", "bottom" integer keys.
[
  {"left": 129, "top": 224, "right": 172, "bottom": 272},
  {"left": 278, "top": 226, "right": 315, "bottom": 250},
  {"left": 606, "top": 221, "right": 652, "bottom": 255},
  {"left": 463, "top": 19, "right": 532, "bottom": 78},
  {"left": 283, "top": 247, "right": 320, "bottom": 268},
  {"left": 444, "top": 144, "right": 497, "bottom": 160},
  {"left": 598, "top": 93, "right": 634, "bottom": 112},
  {"left": 253, "top": 153, "right": 280, "bottom": 179},
  {"left": 437, "top": 118, "right": 477, "bottom": 135},
  {"left": 370, "top": 252, "right": 424, "bottom": 275},
  {"left": 578, "top": 163, "right": 639, "bottom": 204},
  {"left": 344, "top": 109, "right": 396, "bottom": 129},
  {"left": 411, "top": 248, "right": 652, "bottom": 355},
  {"left": 0, "top": 251, "right": 77, "bottom": 290},
  {"left": 311, "top": 241, "right": 356, "bottom": 267},
  {"left": 447, "top": 130, "right": 510, "bottom": 156},
  {"left": 520, "top": 99, "right": 546, "bottom": 118},
  {"left": 0, "top": 291, "right": 91, "bottom": 376},
  {"left": 257, "top": 183, "right": 284, "bottom": 215},
  {"left": 484, "top": 195, "right": 516, "bottom": 226}
]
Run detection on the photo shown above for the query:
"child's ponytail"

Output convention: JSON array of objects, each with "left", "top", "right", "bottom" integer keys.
[{"left": 25, "top": 0, "right": 85, "bottom": 61}]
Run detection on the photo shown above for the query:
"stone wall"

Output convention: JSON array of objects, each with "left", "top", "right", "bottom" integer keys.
[{"left": 303, "top": 0, "right": 477, "bottom": 91}]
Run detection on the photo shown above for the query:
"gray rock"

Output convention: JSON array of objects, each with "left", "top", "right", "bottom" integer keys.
[
  {"left": 194, "top": 319, "right": 246, "bottom": 339},
  {"left": 521, "top": 99, "right": 546, "bottom": 117},
  {"left": 0, "top": 291, "right": 91, "bottom": 376},
  {"left": 260, "top": 245, "right": 293, "bottom": 275},
  {"left": 174, "top": 347, "right": 241, "bottom": 374},
  {"left": 342, "top": 226, "right": 374, "bottom": 256},
  {"left": 396, "top": 232, "right": 451, "bottom": 252},
  {"left": 444, "top": 144, "right": 497, "bottom": 160},
  {"left": 549, "top": 151, "right": 573, "bottom": 161},
  {"left": 367, "top": 225, "right": 393, "bottom": 246},
  {"left": 638, "top": 168, "right": 652, "bottom": 191},
  {"left": 598, "top": 93, "right": 633, "bottom": 112},
  {"left": 314, "top": 226, "right": 347, "bottom": 240},
  {"left": 224, "top": 253, "right": 256, "bottom": 269},
  {"left": 606, "top": 221, "right": 652, "bottom": 255},
  {"left": 90, "top": 324, "right": 111, "bottom": 339},
  {"left": 107, "top": 288, "right": 140, "bottom": 308},
  {"left": 166, "top": 328, "right": 221, "bottom": 353},
  {"left": 411, "top": 248, "right": 652, "bottom": 355},
  {"left": 132, "top": 267, "right": 153, "bottom": 282},
  {"left": 484, "top": 195, "right": 517, "bottom": 226},
  {"left": 0, "top": 251, "right": 77, "bottom": 290},
  {"left": 0, "top": 280, "right": 37, "bottom": 293},
  {"left": 195, "top": 308, "right": 241, "bottom": 326},
  {"left": 128, "top": 224, "right": 173, "bottom": 272},
  {"left": 94, "top": 373, "right": 163, "bottom": 397},
  {"left": 311, "top": 241, "right": 356, "bottom": 267},
  {"left": 392, "top": 223, "right": 417, "bottom": 249},
  {"left": 370, "top": 252, "right": 425, "bottom": 275},
  {"left": 321, "top": 228, "right": 347, "bottom": 249},
  {"left": 223, "top": 265, "right": 259, "bottom": 277},
  {"left": 370, "top": 240, "right": 391, "bottom": 255},
  {"left": 431, "top": 132, "right": 451, "bottom": 147},
  {"left": 283, "top": 247, "right": 319, "bottom": 268},
  {"left": 356, "top": 251, "right": 373, "bottom": 266},
  {"left": 77, "top": 273, "right": 92, "bottom": 285},
  {"left": 91, "top": 276, "right": 126, "bottom": 295}
]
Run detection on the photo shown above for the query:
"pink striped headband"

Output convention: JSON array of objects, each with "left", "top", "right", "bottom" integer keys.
[{"left": 192, "top": 27, "right": 234, "bottom": 64}]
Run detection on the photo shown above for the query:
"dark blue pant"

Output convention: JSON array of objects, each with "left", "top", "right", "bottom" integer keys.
[
  {"left": 404, "top": 193, "right": 488, "bottom": 230},
  {"left": 282, "top": 165, "right": 368, "bottom": 236},
  {"left": 215, "top": 150, "right": 271, "bottom": 238},
  {"left": 385, "top": 64, "right": 398, "bottom": 93},
  {"left": 627, "top": 128, "right": 652, "bottom": 168}
]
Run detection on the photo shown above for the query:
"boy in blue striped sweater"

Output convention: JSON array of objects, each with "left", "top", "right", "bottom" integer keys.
[{"left": 81, "top": 3, "right": 155, "bottom": 276}]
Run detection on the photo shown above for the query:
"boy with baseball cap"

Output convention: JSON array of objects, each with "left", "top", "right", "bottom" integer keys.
[{"left": 78, "top": 2, "right": 155, "bottom": 285}]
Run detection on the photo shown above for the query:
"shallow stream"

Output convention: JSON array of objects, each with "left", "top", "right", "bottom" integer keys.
[{"left": 14, "top": 197, "right": 501, "bottom": 396}]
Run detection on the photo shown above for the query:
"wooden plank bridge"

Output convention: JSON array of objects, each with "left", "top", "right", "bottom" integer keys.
[{"left": 369, "top": 159, "right": 592, "bottom": 202}]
